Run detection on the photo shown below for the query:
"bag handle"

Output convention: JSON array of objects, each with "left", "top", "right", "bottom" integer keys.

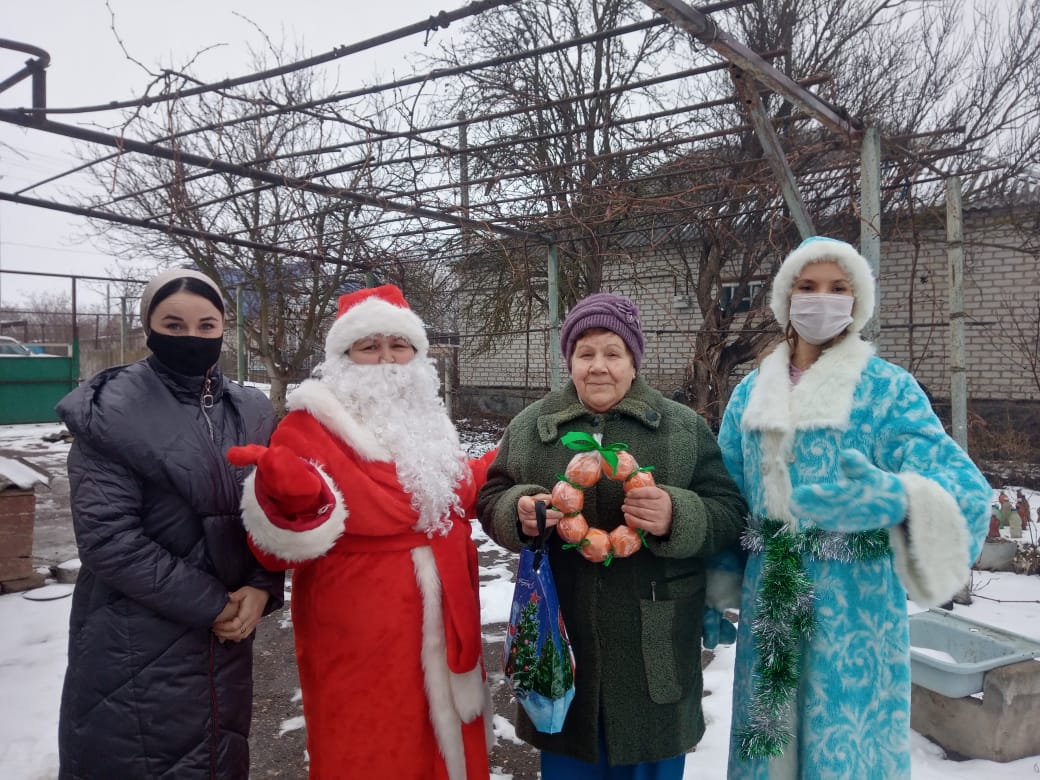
[{"left": 531, "top": 499, "right": 552, "bottom": 571}]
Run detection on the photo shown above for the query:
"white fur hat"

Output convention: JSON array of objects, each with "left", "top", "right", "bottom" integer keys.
[
  {"left": 769, "top": 236, "right": 876, "bottom": 333},
  {"left": 324, "top": 284, "right": 429, "bottom": 359}
]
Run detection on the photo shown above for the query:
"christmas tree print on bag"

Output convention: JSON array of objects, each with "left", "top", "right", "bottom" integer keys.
[{"left": 504, "top": 500, "right": 576, "bottom": 733}]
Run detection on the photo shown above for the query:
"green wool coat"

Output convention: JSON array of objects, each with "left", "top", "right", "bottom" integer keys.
[{"left": 477, "top": 377, "right": 747, "bottom": 766}]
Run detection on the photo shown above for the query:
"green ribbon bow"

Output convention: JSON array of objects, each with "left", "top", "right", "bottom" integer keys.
[{"left": 560, "top": 431, "right": 628, "bottom": 472}]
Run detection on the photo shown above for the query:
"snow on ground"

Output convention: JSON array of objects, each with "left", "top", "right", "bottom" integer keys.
[{"left": 1, "top": 421, "right": 1038, "bottom": 779}]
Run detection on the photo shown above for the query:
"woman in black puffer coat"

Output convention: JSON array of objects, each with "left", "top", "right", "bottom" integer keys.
[{"left": 55, "top": 268, "right": 284, "bottom": 780}]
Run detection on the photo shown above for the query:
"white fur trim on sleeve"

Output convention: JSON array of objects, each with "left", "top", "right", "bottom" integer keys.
[
  {"left": 887, "top": 472, "right": 970, "bottom": 607},
  {"left": 239, "top": 464, "right": 348, "bottom": 563},
  {"left": 450, "top": 664, "right": 490, "bottom": 724}
]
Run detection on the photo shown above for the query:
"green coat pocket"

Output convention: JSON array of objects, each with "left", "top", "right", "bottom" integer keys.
[{"left": 639, "top": 595, "right": 700, "bottom": 704}]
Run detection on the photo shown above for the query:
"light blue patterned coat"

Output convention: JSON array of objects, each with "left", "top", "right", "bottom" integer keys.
[{"left": 717, "top": 336, "right": 991, "bottom": 779}]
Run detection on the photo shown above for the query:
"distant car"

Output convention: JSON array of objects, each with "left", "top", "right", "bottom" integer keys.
[
  {"left": 0, "top": 336, "right": 31, "bottom": 356},
  {"left": 0, "top": 336, "right": 57, "bottom": 356}
]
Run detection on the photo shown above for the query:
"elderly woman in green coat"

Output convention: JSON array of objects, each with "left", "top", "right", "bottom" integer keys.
[{"left": 477, "top": 292, "right": 747, "bottom": 780}]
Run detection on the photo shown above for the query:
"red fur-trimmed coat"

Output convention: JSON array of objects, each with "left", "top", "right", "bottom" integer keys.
[{"left": 239, "top": 379, "right": 494, "bottom": 780}]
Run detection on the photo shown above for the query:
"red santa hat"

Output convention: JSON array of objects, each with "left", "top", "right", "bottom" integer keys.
[{"left": 324, "top": 284, "right": 429, "bottom": 359}]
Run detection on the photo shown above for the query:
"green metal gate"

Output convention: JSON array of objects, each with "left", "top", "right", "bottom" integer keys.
[{"left": 0, "top": 344, "right": 79, "bottom": 424}]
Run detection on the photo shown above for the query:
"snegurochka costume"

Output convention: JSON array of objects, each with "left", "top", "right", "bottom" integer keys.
[
  {"left": 716, "top": 238, "right": 992, "bottom": 779},
  {"left": 232, "top": 287, "right": 494, "bottom": 780},
  {"left": 478, "top": 376, "right": 748, "bottom": 766}
]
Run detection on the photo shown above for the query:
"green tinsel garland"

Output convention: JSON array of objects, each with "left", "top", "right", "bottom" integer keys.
[{"left": 736, "top": 519, "right": 891, "bottom": 760}]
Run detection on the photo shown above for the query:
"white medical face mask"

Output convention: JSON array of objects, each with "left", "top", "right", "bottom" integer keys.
[{"left": 789, "top": 293, "right": 855, "bottom": 345}]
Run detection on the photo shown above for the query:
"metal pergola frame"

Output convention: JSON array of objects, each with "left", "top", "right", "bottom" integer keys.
[{"left": 0, "top": 0, "right": 970, "bottom": 393}]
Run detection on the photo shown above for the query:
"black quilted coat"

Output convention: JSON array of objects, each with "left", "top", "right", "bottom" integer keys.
[{"left": 55, "top": 357, "right": 284, "bottom": 780}]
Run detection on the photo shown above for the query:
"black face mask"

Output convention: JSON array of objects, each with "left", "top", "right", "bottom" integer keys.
[{"left": 147, "top": 332, "right": 223, "bottom": 376}]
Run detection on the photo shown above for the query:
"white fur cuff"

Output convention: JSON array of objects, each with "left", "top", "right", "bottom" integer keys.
[
  {"left": 888, "top": 473, "right": 970, "bottom": 606},
  {"left": 450, "top": 665, "right": 489, "bottom": 724},
  {"left": 240, "top": 465, "right": 347, "bottom": 562}
]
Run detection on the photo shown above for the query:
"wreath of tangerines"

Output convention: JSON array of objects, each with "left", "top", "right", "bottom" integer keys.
[{"left": 550, "top": 431, "right": 656, "bottom": 566}]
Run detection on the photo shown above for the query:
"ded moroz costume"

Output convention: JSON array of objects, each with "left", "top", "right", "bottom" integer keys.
[{"left": 230, "top": 286, "right": 494, "bottom": 780}]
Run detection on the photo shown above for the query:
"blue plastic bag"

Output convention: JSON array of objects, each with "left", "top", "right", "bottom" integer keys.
[{"left": 504, "top": 501, "right": 576, "bottom": 733}]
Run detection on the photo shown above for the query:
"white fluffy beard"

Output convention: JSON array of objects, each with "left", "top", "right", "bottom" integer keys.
[{"left": 319, "top": 356, "right": 467, "bottom": 536}]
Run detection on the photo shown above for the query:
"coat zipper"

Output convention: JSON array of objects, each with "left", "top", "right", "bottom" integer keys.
[{"left": 200, "top": 375, "right": 216, "bottom": 441}]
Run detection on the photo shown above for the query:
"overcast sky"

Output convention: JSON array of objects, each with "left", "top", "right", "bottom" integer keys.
[{"left": 0, "top": 0, "right": 465, "bottom": 309}]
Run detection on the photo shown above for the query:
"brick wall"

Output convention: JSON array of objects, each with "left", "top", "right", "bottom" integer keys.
[
  {"left": 458, "top": 245, "right": 715, "bottom": 394},
  {"left": 876, "top": 216, "right": 1040, "bottom": 402},
  {"left": 458, "top": 211, "right": 1040, "bottom": 407}
]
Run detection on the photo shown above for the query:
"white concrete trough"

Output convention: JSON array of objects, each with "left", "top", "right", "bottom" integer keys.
[{"left": 909, "top": 608, "right": 1040, "bottom": 698}]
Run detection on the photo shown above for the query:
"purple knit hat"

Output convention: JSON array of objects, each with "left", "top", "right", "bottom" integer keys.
[{"left": 560, "top": 292, "right": 645, "bottom": 370}]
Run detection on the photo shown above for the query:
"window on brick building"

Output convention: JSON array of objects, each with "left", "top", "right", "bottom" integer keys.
[{"left": 720, "top": 280, "right": 766, "bottom": 313}]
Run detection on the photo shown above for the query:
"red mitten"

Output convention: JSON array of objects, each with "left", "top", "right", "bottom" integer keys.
[
  {"left": 227, "top": 444, "right": 267, "bottom": 467},
  {"left": 254, "top": 445, "right": 326, "bottom": 516}
]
